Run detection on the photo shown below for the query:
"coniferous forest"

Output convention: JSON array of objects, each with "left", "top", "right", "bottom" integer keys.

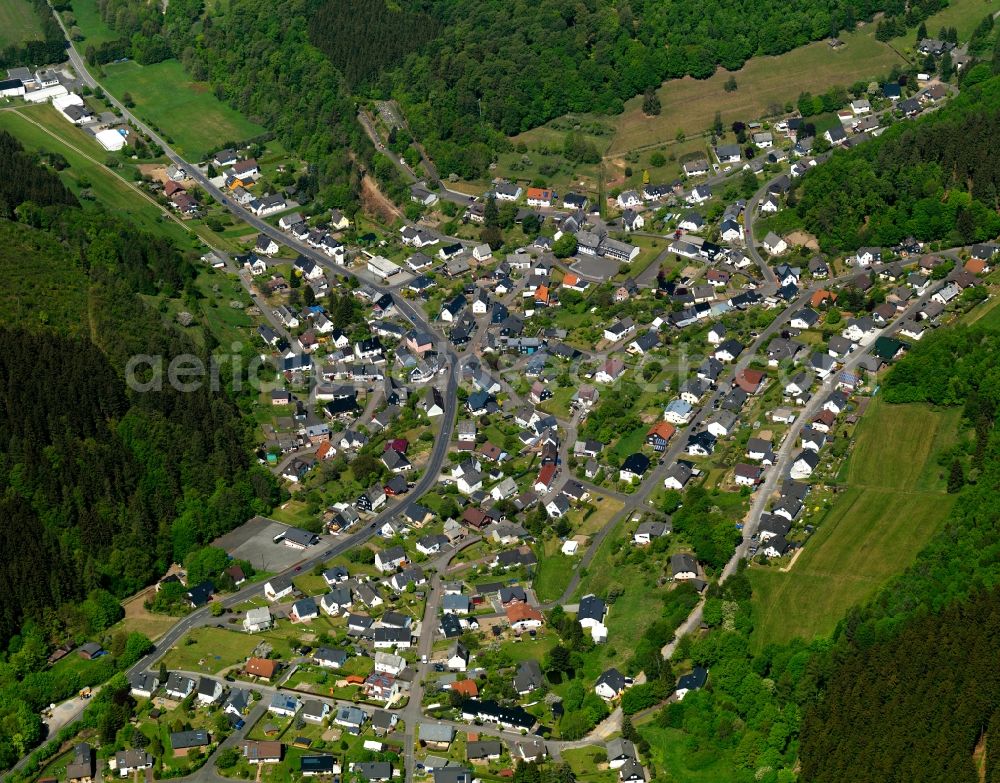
[
  {"left": 800, "top": 589, "right": 1000, "bottom": 783},
  {"left": 0, "top": 133, "right": 276, "bottom": 767}
]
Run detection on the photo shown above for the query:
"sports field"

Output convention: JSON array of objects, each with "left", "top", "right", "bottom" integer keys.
[
  {"left": 100, "top": 59, "right": 266, "bottom": 160},
  {"left": 0, "top": 0, "right": 43, "bottom": 47},
  {"left": 609, "top": 25, "right": 905, "bottom": 155},
  {"left": 749, "top": 400, "right": 962, "bottom": 649}
]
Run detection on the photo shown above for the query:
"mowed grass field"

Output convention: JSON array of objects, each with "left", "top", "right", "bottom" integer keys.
[
  {"left": 0, "top": 104, "right": 193, "bottom": 244},
  {"left": 749, "top": 400, "right": 962, "bottom": 650},
  {"left": 894, "top": 0, "right": 1000, "bottom": 46},
  {"left": 844, "top": 399, "right": 963, "bottom": 491},
  {"left": 100, "top": 60, "right": 266, "bottom": 160},
  {"left": 608, "top": 26, "right": 904, "bottom": 155},
  {"left": 0, "top": 0, "right": 43, "bottom": 46}
]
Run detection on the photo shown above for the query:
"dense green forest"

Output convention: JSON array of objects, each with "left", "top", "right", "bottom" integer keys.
[
  {"left": 0, "top": 132, "right": 276, "bottom": 766},
  {"left": 800, "top": 589, "right": 1000, "bottom": 783},
  {"left": 795, "top": 327, "right": 1000, "bottom": 780},
  {"left": 795, "top": 75, "right": 1000, "bottom": 252},
  {"left": 0, "top": 131, "right": 79, "bottom": 217},
  {"left": 83, "top": 0, "right": 950, "bottom": 182},
  {"left": 308, "top": 0, "right": 440, "bottom": 88},
  {"left": 341, "top": 0, "right": 945, "bottom": 176}
]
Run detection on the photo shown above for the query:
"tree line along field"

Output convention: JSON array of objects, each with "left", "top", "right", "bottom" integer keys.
[
  {"left": 892, "top": 0, "right": 1000, "bottom": 45},
  {"left": 65, "top": 0, "right": 266, "bottom": 159},
  {"left": 0, "top": 104, "right": 194, "bottom": 245},
  {"left": 532, "top": 0, "right": 1000, "bottom": 159},
  {"left": 0, "top": 0, "right": 43, "bottom": 47},
  {"left": 748, "top": 400, "right": 963, "bottom": 650},
  {"left": 608, "top": 24, "right": 904, "bottom": 156},
  {"left": 0, "top": 103, "right": 255, "bottom": 266},
  {"left": 64, "top": 0, "right": 118, "bottom": 48}
]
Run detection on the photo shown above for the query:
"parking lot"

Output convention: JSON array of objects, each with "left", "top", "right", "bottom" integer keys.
[
  {"left": 570, "top": 256, "right": 618, "bottom": 281},
  {"left": 375, "top": 100, "right": 403, "bottom": 130},
  {"left": 212, "top": 516, "right": 334, "bottom": 573}
]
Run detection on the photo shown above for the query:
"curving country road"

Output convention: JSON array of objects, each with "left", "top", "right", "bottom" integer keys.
[{"left": 8, "top": 12, "right": 466, "bottom": 779}]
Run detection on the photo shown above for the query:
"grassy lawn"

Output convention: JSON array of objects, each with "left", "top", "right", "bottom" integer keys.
[
  {"left": 561, "top": 746, "right": 617, "bottom": 783},
  {"left": 533, "top": 539, "right": 575, "bottom": 603},
  {"left": 161, "top": 626, "right": 261, "bottom": 674},
  {"left": 100, "top": 59, "right": 266, "bottom": 159},
  {"left": 284, "top": 659, "right": 374, "bottom": 695},
  {"left": 0, "top": 104, "right": 199, "bottom": 247},
  {"left": 539, "top": 385, "right": 576, "bottom": 418},
  {"left": 893, "top": 0, "right": 1000, "bottom": 46},
  {"left": 844, "top": 399, "right": 963, "bottom": 492},
  {"left": 498, "top": 632, "right": 558, "bottom": 664},
  {"left": 270, "top": 500, "right": 320, "bottom": 528},
  {"left": 637, "top": 723, "right": 740, "bottom": 783},
  {"left": 614, "top": 137, "right": 712, "bottom": 189},
  {"left": 608, "top": 24, "right": 905, "bottom": 155},
  {"left": 570, "top": 525, "right": 681, "bottom": 678},
  {"left": 498, "top": 119, "right": 611, "bottom": 194},
  {"left": 0, "top": 0, "right": 43, "bottom": 46},
  {"left": 116, "top": 588, "right": 180, "bottom": 641},
  {"left": 67, "top": 0, "right": 118, "bottom": 47},
  {"left": 573, "top": 496, "right": 625, "bottom": 537},
  {"left": 749, "top": 401, "right": 962, "bottom": 649},
  {"left": 611, "top": 424, "right": 648, "bottom": 459},
  {"left": 961, "top": 289, "right": 1000, "bottom": 327}
]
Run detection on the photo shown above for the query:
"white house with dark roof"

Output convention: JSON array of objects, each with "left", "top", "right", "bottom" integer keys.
[
  {"left": 595, "top": 667, "right": 628, "bottom": 700},
  {"left": 763, "top": 232, "right": 787, "bottom": 255},
  {"left": 617, "top": 190, "right": 642, "bottom": 209}
]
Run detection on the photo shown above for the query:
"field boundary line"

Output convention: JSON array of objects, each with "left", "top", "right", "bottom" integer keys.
[{"left": 10, "top": 107, "right": 195, "bottom": 236}]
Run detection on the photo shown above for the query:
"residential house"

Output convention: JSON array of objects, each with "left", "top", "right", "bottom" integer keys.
[
  {"left": 112, "top": 750, "right": 153, "bottom": 777},
  {"left": 670, "top": 553, "right": 698, "bottom": 580},
  {"left": 595, "top": 668, "right": 627, "bottom": 700},
  {"left": 619, "top": 453, "right": 650, "bottom": 483},
  {"left": 790, "top": 450, "right": 819, "bottom": 479},
  {"left": 165, "top": 673, "right": 196, "bottom": 700},
  {"left": 617, "top": 190, "right": 642, "bottom": 209},
  {"left": 595, "top": 357, "right": 626, "bottom": 384},
  {"left": 66, "top": 744, "right": 94, "bottom": 783},
  {"left": 762, "top": 232, "right": 787, "bottom": 255},
  {"left": 646, "top": 421, "right": 676, "bottom": 452},
  {"left": 375, "top": 546, "right": 407, "bottom": 573},
  {"left": 315, "top": 647, "right": 349, "bottom": 669},
  {"left": 290, "top": 596, "right": 319, "bottom": 623},
  {"left": 675, "top": 667, "right": 709, "bottom": 700},
  {"left": 241, "top": 741, "right": 283, "bottom": 765},
  {"left": 170, "top": 731, "right": 209, "bottom": 757},
  {"left": 634, "top": 520, "right": 671, "bottom": 545},
  {"left": 607, "top": 739, "right": 638, "bottom": 771}
]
